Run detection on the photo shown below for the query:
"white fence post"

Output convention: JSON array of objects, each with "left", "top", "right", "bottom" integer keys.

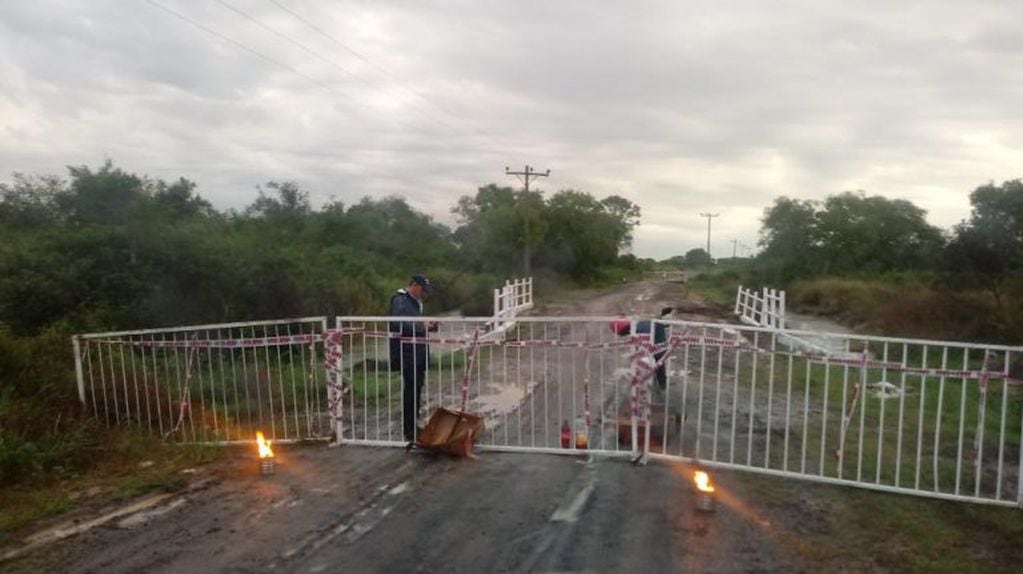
[
  {"left": 736, "top": 285, "right": 787, "bottom": 330},
  {"left": 769, "top": 288, "right": 778, "bottom": 328},
  {"left": 779, "top": 290, "right": 786, "bottom": 329},
  {"left": 72, "top": 335, "right": 85, "bottom": 404},
  {"left": 761, "top": 287, "right": 769, "bottom": 327}
]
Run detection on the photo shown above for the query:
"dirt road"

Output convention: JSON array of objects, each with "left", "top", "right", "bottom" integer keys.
[{"left": 5, "top": 281, "right": 1018, "bottom": 573}]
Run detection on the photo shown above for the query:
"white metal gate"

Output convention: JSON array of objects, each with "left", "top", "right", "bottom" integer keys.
[
  {"left": 334, "top": 316, "right": 1023, "bottom": 507},
  {"left": 75, "top": 314, "right": 1023, "bottom": 507},
  {"left": 73, "top": 317, "right": 334, "bottom": 443}
]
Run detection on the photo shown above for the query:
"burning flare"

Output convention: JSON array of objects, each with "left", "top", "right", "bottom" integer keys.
[
  {"left": 694, "top": 470, "right": 715, "bottom": 493},
  {"left": 256, "top": 431, "right": 274, "bottom": 459}
]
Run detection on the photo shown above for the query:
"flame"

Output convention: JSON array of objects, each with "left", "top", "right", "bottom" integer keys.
[
  {"left": 694, "top": 470, "right": 715, "bottom": 493},
  {"left": 256, "top": 431, "right": 274, "bottom": 459}
]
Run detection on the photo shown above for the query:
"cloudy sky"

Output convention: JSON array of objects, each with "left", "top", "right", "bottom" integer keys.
[{"left": 1, "top": 0, "right": 1021, "bottom": 259}]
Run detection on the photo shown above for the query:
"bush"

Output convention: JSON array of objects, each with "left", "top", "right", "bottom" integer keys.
[
  {"left": 788, "top": 277, "right": 1010, "bottom": 343},
  {"left": 0, "top": 324, "right": 101, "bottom": 486}
]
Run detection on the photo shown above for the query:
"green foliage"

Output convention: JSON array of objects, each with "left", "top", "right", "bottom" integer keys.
[
  {"left": 686, "top": 267, "right": 744, "bottom": 306},
  {"left": 0, "top": 325, "right": 101, "bottom": 486},
  {"left": 683, "top": 248, "right": 711, "bottom": 267},
  {"left": 0, "top": 160, "right": 646, "bottom": 489},
  {"left": 944, "top": 180, "right": 1023, "bottom": 335},
  {"left": 750, "top": 180, "right": 1023, "bottom": 343},
  {"left": 757, "top": 191, "right": 945, "bottom": 281},
  {"left": 452, "top": 184, "right": 640, "bottom": 279},
  {"left": 789, "top": 276, "right": 1009, "bottom": 341}
]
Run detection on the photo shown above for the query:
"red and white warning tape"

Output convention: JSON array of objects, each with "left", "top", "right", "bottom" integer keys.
[
  {"left": 164, "top": 334, "right": 201, "bottom": 438},
  {"left": 325, "top": 329, "right": 344, "bottom": 424},
  {"left": 459, "top": 329, "right": 482, "bottom": 413}
]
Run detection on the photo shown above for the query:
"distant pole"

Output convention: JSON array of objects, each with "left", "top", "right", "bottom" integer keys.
[
  {"left": 730, "top": 239, "right": 738, "bottom": 258},
  {"left": 505, "top": 165, "right": 550, "bottom": 276},
  {"left": 700, "top": 212, "right": 719, "bottom": 262}
]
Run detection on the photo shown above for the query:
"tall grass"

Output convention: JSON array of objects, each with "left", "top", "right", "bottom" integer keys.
[{"left": 789, "top": 277, "right": 1013, "bottom": 343}]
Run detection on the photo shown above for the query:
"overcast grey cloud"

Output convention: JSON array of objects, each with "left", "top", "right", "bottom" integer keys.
[{"left": 1, "top": 0, "right": 1021, "bottom": 259}]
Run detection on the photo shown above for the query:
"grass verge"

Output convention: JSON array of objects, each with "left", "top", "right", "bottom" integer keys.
[
  {"left": 735, "top": 470, "right": 1023, "bottom": 573},
  {"left": 0, "top": 430, "right": 220, "bottom": 546}
]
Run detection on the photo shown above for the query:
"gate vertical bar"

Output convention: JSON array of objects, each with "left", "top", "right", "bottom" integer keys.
[
  {"left": 955, "top": 349, "right": 969, "bottom": 495},
  {"left": 895, "top": 344, "right": 908, "bottom": 487},
  {"left": 764, "top": 332, "right": 777, "bottom": 469},
  {"left": 934, "top": 347, "right": 949, "bottom": 491},
  {"left": 678, "top": 339, "right": 691, "bottom": 457},
  {"left": 876, "top": 342, "right": 890, "bottom": 484},
  {"left": 728, "top": 336, "right": 741, "bottom": 463},
  {"left": 1018, "top": 401, "right": 1023, "bottom": 506},
  {"left": 783, "top": 352, "right": 793, "bottom": 471},
  {"left": 914, "top": 346, "right": 928, "bottom": 490},
  {"left": 747, "top": 331, "right": 759, "bottom": 466},
  {"left": 995, "top": 353, "right": 1009, "bottom": 500}
]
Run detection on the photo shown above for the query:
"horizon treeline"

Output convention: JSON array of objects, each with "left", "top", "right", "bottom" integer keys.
[
  {"left": 752, "top": 180, "right": 1023, "bottom": 340},
  {"left": 0, "top": 160, "right": 642, "bottom": 336}
]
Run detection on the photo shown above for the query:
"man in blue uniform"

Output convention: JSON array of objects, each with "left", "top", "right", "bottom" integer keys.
[{"left": 389, "top": 274, "right": 438, "bottom": 443}]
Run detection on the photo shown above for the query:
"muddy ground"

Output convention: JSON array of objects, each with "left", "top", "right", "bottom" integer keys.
[{"left": 2, "top": 280, "right": 1019, "bottom": 573}]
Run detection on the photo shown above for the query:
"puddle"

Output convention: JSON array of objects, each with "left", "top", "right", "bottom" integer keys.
[{"left": 475, "top": 380, "right": 540, "bottom": 426}]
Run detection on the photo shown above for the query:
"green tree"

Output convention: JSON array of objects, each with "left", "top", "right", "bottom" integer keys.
[
  {"left": 683, "top": 248, "right": 711, "bottom": 267},
  {"left": 542, "top": 190, "right": 637, "bottom": 279},
  {"left": 0, "top": 173, "right": 65, "bottom": 229},
  {"left": 154, "top": 177, "right": 213, "bottom": 219},
  {"left": 757, "top": 192, "right": 944, "bottom": 280},
  {"left": 815, "top": 192, "right": 944, "bottom": 274},
  {"left": 945, "top": 179, "right": 1023, "bottom": 332},
  {"left": 757, "top": 197, "right": 821, "bottom": 280},
  {"left": 453, "top": 184, "right": 545, "bottom": 275}
]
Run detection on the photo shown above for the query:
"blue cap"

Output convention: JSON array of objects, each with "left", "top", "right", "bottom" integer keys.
[{"left": 410, "top": 274, "right": 434, "bottom": 293}]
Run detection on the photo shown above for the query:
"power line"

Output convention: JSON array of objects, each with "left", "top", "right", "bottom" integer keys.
[
  {"left": 266, "top": 0, "right": 500, "bottom": 147},
  {"left": 214, "top": 0, "right": 371, "bottom": 91},
  {"left": 266, "top": 0, "right": 450, "bottom": 116},
  {"left": 215, "top": 0, "right": 463, "bottom": 137},
  {"left": 144, "top": 0, "right": 432, "bottom": 136},
  {"left": 146, "top": 0, "right": 336, "bottom": 95}
]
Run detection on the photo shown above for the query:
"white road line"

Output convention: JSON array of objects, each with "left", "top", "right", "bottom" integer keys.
[
  {"left": 4, "top": 493, "right": 176, "bottom": 562},
  {"left": 550, "top": 483, "right": 594, "bottom": 523},
  {"left": 550, "top": 461, "right": 597, "bottom": 524},
  {"left": 116, "top": 498, "right": 188, "bottom": 529}
]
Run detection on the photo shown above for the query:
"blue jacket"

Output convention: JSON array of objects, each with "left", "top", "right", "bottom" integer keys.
[
  {"left": 634, "top": 320, "right": 668, "bottom": 357},
  {"left": 388, "top": 289, "right": 429, "bottom": 371}
]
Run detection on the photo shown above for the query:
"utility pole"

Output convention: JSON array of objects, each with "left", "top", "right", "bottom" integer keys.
[
  {"left": 506, "top": 165, "right": 550, "bottom": 277},
  {"left": 730, "top": 239, "right": 738, "bottom": 259},
  {"left": 700, "top": 212, "right": 719, "bottom": 263}
]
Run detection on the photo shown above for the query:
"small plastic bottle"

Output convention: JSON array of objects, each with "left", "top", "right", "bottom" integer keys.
[
  {"left": 574, "top": 417, "right": 588, "bottom": 450},
  {"left": 560, "top": 419, "right": 571, "bottom": 448}
]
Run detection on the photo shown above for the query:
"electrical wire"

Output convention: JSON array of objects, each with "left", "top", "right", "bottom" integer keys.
[
  {"left": 144, "top": 0, "right": 435, "bottom": 136},
  {"left": 265, "top": 0, "right": 503, "bottom": 148}
]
